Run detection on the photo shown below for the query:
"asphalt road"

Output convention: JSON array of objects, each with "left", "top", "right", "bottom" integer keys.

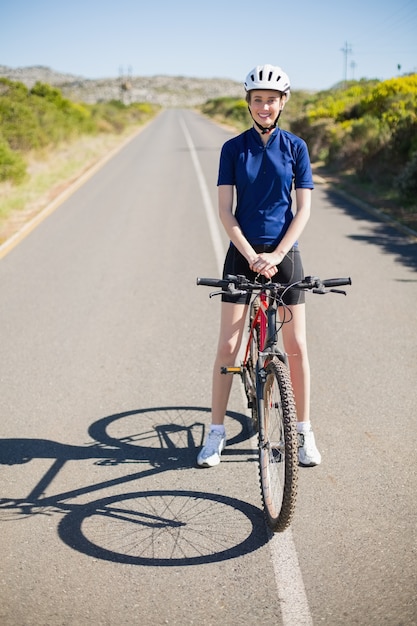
[{"left": 0, "top": 109, "right": 416, "bottom": 626}]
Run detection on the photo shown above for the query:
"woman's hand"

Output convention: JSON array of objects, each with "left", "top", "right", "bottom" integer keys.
[{"left": 249, "top": 251, "right": 284, "bottom": 278}]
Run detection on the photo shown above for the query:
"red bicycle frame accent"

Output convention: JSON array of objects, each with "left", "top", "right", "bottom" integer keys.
[{"left": 243, "top": 292, "right": 268, "bottom": 364}]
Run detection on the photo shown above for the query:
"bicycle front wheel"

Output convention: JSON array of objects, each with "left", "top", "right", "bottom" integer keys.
[{"left": 259, "top": 357, "right": 298, "bottom": 532}]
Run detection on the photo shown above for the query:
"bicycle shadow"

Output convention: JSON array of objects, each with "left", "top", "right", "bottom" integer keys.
[
  {"left": 0, "top": 405, "right": 255, "bottom": 469},
  {"left": 58, "top": 488, "right": 267, "bottom": 567},
  {"left": 0, "top": 406, "right": 268, "bottom": 566}
]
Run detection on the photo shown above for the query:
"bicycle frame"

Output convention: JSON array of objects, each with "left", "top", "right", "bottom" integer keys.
[
  {"left": 244, "top": 292, "right": 287, "bottom": 362},
  {"left": 226, "top": 289, "right": 290, "bottom": 433}
]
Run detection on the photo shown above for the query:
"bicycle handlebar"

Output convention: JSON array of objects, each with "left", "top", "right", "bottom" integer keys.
[
  {"left": 196, "top": 277, "right": 230, "bottom": 288},
  {"left": 320, "top": 277, "right": 352, "bottom": 288},
  {"left": 196, "top": 274, "right": 352, "bottom": 294}
]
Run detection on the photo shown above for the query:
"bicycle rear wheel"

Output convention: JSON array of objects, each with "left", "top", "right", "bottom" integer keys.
[{"left": 259, "top": 357, "right": 298, "bottom": 532}]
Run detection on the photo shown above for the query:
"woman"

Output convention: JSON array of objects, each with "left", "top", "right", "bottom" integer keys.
[{"left": 197, "top": 64, "right": 321, "bottom": 468}]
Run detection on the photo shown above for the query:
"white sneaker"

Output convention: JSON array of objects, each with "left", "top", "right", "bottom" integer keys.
[
  {"left": 197, "top": 430, "right": 226, "bottom": 467},
  {"left": 298, "top": 428, "right": 322, "bottom": 467}
]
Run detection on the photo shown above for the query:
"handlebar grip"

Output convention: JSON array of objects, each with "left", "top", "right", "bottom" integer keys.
[
  {"left": 196, "top": 277, "right": 226, "bottom": 288},
  {"left": 322, "top": 277, "right": 352, "bottom": 288}
]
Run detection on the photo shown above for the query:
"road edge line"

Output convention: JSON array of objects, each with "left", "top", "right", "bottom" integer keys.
[{"left": 179, "top": 116, "right": 225, "bottom": 271}]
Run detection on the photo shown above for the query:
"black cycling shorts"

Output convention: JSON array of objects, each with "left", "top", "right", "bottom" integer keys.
[{"left": 221, "top": 244, "right": 306, "bottom": 306}]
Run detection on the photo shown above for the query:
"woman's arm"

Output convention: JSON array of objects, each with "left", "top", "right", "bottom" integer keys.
[
  {"left": 218, "top": 185, "right": 258, "bottom": 267},
  {"left": 271, "top": 187, "right": 311, "bottom": 262},
  {"left": 252, "top": 188, "right": 312, "bottom": 277}
]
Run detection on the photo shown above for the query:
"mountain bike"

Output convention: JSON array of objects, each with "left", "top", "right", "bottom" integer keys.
[{"left": 197, "top": 273, "right": 351, "bottom": 532}]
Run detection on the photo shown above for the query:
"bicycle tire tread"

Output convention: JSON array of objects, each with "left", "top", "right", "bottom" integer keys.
[{"left": 259, "top": 357, "right": 298, "bottom": 532}]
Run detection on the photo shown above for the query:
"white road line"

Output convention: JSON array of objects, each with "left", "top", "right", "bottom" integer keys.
[
  {"left": 181, "top": 115, "right": 313, "bottom": 626},
  {"left": 179, "top": 117, "right": 225, "bottom": 271},
  {"left": 269, "top": 531, "right": 314, "bottom": 626}
]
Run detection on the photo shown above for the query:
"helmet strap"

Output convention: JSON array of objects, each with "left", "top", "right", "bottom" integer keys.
[{"left": 248, "top": 107, "right": 282, "bottom": 134}]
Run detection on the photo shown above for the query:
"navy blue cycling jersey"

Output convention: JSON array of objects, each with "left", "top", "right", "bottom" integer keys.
[{"left": 217, "top": 126, "right": 314, "bottom": 246}]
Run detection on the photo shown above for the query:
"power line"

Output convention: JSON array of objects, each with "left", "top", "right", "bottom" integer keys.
[
  {"left": 353, "top": 0, "right": 417, "bottom": 48},
  {"left": 341, "top": 41, "right": 353, "bottom": 86}
]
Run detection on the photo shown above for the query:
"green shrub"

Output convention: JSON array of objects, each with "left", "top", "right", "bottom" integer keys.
[
  {"left": 327, "top": 115, "right": 391, "bottom": 173},
  {"left": 0, "top": 99, "right": 45, "bottom": 150},
  {"left": 202, "top": 97, "right": 250, "bottom": 130},
  {"left": 357, "top": 76, "right": 417, "bottom": 120},
  {"left": 291, "top": 117, "right": 335, "bottom": 162},
  {"left": 0, "top": 78, "right": 160, "bottom": 184},
  {"left": 0, "top": 137, "right": 27, "bottom": 183},
  {"left": 226, "top": 99, "right": 250, "bottom": 125},
  {"left": 31, "top": 81, "right": 95, "bottom": 139},
  {"left": 395, "top": 150, "right": 417, "bottom": 202}
]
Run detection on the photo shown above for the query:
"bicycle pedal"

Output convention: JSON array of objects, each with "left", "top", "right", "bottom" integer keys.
[{"left": 221, "top": 366, "right": 242, "bottom": 375}]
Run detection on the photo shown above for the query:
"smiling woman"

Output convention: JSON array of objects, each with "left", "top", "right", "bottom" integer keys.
[{"left": 196, "top": 63, "right": 321, "bottom": 471}]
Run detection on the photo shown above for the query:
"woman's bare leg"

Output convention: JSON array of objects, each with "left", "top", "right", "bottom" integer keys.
[
  {"left": 280, "top": 303, "right": 310, "bottom": 423},
  {"left": 211, "top": 302, "right": 248, "bottom": 424}
]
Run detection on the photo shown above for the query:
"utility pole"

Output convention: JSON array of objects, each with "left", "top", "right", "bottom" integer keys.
[
  {"left": 119, "top": 65, "right": 132, "bottom": 104},
  {"left": 341, "top": 41, "right": 352, "bottom": 88}
]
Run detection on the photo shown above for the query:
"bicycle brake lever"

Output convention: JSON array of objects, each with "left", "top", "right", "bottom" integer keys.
[
  {"left": 209, "top": 288, "right": 247, "bottom": 298},
  {"left": 312, "top": 288, "right": 347, "bottom": 296},
  {"left": 329, "top": 288, "right": 347, "bottom": 296},
  {"left": 228, "top": 288, "right": 248, "bottom": 296}
]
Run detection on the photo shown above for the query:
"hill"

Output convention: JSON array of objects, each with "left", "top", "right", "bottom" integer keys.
[{"left": 0, "top": 65, "right": 243, "bottom": 107}]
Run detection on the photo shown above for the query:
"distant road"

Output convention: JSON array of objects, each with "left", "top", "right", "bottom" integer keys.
[{"left": 0, "top": 108, "right": 416, "bottom": 626}]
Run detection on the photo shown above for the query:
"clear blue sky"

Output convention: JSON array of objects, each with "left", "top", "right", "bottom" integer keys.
[{"left": 1, "top": 0, "right": 416, "bottom": 91}]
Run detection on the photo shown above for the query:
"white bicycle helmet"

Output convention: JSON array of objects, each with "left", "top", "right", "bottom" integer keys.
[{"left": 244, "top": 64, "right": 291, "bottom": 99}]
